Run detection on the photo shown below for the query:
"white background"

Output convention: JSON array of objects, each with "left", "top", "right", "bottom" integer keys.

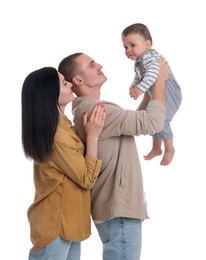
[{"left": 1, "top": 0, "right": 206, "bottom": 259}]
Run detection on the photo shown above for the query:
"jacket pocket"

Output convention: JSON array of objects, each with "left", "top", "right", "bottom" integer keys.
[{"left": 118, "top": 162, "right": 127, "bottom": 193}]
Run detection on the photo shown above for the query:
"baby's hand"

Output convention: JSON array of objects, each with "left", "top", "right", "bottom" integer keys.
[{"left": 129, "top": 85, "right": 143, "bottom": 100}]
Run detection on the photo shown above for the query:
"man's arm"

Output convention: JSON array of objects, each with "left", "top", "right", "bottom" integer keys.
[
  {"left": 73, "top": 57, "right": 169, "bottom": 140},
  {"left": 137, "top": 92, "right": 150, "bottom": 110},
  {"left": 151, "top": 57, "right": 169, "bottom": 105}
]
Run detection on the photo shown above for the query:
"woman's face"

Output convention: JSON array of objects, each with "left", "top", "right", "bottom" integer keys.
[{"left": 58, "top": 72, "right": 74, "bottom": 111}]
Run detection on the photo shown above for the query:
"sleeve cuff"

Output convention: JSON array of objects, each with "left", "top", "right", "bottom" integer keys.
[{"left": 85, "top": 154, "right": 102, "bottom": 181}]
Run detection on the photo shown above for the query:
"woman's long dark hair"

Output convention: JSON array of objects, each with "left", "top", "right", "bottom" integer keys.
[{"left": 21, "top": 67, "right": 60, "bottom": 163}]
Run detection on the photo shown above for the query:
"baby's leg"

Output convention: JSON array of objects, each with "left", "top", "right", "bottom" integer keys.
[
  {"left": 160, "top": 138, "right": 175, "bottom": 166},
  {"left": 144, "top": 138, "right": 162, "bottom": 160}
]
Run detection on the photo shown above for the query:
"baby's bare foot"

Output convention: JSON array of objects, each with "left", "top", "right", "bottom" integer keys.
[
  {"left": 160, "top": 148, "right": 175, "bottom": 166},
  {"left": 144, "top": 148, "right": 162, "bottom": 160}
]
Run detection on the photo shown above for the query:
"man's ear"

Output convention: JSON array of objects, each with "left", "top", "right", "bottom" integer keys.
[{"left": 72, "top": 75, "right": 83, "bottom": 86}]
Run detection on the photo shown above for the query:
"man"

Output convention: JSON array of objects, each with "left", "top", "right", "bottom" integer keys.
[{"left": 58, "top": 53, "right": 169, "bottom": 260}]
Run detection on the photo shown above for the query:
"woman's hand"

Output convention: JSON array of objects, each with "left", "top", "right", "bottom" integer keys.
[{"left": 83, "top": 103, "right": 106, "bottom": 141}]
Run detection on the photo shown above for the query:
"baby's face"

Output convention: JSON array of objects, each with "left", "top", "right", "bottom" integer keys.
[{"left": 122, "top": 33, "right": 151, "bottom": 60}]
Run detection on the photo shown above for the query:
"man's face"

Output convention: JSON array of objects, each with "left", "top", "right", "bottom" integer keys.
[{"left": 76, "top": 54, "right": 107, "bottom": 88}]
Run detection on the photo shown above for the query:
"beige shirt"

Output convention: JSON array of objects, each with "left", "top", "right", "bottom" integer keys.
[
  {"left": 28, "top": 116, "right": 102, "bottom": 250},
  {"left": 72, "top": 98, "right": 166, "bottom": 222}
]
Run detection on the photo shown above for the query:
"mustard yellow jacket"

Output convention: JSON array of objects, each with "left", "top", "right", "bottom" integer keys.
[{"left": 28, "top": 116, "right": 102, "bottom": 250}]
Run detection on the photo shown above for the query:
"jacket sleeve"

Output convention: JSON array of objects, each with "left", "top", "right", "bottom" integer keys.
[
  {"left": 50, "top": 137, "right": 102, "bottom": 190},
  {"left": 101, "top": 99, "right": 165, "bottom": 138},
  {"left": 74, "top": 99, "right": 165, "bottom": 139},
  {"left": 135, "top": 57, "right": 160, "bottom": 93}
]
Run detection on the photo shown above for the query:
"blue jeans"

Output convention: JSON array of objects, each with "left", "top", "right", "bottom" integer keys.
[
  {"left": 95, "top": 217, "right": 142, "bottom": 260},
  {"left": 28, "top": 237, "right": 80, "bottom": 260}
]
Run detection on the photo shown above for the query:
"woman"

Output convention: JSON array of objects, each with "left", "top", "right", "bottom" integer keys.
[{"left": 21, "top": 67, "right": 106, "bottom": 260}]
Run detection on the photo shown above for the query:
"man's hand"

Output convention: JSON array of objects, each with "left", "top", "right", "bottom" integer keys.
[{"left": 158, "top": 56, "right": 170, "bottom": 82}]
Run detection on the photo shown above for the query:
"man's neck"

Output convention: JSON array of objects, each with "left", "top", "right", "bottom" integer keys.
[{"left": 78, "top": 87, "right": 101, "bottom": 100}]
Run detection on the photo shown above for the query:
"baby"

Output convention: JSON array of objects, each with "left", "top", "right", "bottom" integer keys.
[{"left": 122, "top": 23, "right": 182, "bottom": 165}]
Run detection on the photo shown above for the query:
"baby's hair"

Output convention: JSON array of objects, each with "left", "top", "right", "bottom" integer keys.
[{"left": 121, "top": 23, "right": 153, "bottom": 45}]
